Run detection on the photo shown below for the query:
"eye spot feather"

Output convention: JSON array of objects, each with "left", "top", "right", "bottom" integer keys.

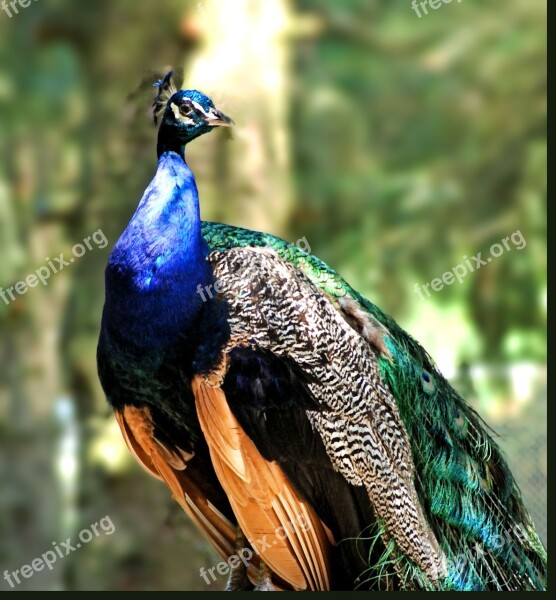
[{"left": 421, "top": 369, "right": 435, "bottom": 394}]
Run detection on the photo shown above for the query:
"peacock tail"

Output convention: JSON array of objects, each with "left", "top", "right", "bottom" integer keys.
[{"left": 201, "top": 222, "right": 547, "bottom": 591}]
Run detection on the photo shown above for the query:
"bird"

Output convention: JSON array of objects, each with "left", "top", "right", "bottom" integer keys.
[{"left": 97, "top": 72, "right": 546, "bottom": 591}]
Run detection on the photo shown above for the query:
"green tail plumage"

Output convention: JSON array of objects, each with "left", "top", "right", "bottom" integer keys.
[{"left": 202, "top": 222, "right": 546, "bottom": 591}]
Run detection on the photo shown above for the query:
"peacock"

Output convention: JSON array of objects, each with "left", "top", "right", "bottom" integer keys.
[{"left": 96, "top": 72, "right": 546, "bottom": 591}]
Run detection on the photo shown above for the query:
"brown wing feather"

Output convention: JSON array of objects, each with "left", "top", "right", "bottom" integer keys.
[
  {"left": 192, "top": 376, "right": 333, "bottom": 591},
  {"left": 114, "top": 405, "right": 238, "bottom": 562}
]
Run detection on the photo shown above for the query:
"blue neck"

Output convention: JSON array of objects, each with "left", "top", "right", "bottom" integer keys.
[{"left": 104, "top": 151, "right": 212, "bottom": 348}]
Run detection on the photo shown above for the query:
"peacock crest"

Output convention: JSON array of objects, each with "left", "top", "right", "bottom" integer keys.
[{"left": 152, "top": 70, "right": 178, "bottom": 125}]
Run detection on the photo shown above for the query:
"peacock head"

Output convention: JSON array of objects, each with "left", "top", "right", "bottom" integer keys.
[{"left": 153, "top": 71, "right": 233, "bottom": 154}]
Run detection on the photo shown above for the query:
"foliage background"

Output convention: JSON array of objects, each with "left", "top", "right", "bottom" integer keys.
[{"left": 0, "top": 0, "right": 546, "bottom": 591}]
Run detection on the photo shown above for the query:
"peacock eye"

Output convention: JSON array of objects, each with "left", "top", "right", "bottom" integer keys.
[{"left": 180, "top": 104, "right": 194, "bottom": 117}]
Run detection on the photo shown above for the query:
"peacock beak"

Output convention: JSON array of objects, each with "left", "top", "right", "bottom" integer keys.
[{"left": 204, "top": 108, "right": 235, "bottom": 128}]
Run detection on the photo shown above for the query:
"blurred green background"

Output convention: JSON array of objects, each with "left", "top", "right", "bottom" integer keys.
[{"left": 0, "top": 0, "right": 546, "bottom": 591}]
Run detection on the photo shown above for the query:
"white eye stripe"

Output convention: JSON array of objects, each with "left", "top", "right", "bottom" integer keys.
[
  {"left": 170, "top": 99, "right": 216, "bottom": 123},
  {"left": 170, "top": 102, "right": 181, "bottom": 119},
  {"left": 191, "top": 100, "right": 211, "bottom": 117}
]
